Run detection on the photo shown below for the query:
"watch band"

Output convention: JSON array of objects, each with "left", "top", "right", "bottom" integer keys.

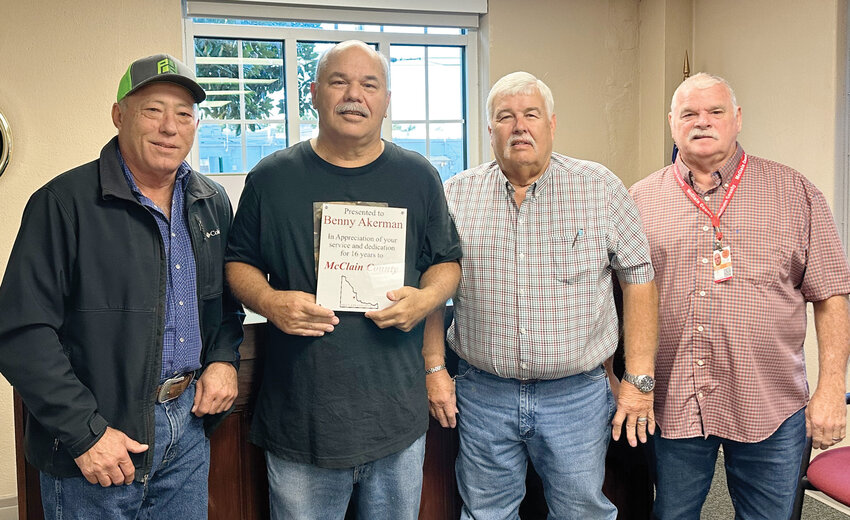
[
  {"left": 623, "top": 372, "right": 639, "bottom": 385},
  {"left": 425, "top": 364, "right": 446, "bottom": 375}
]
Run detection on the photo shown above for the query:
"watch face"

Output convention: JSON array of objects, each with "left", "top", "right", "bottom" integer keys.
[
  {"left": 635, "top": 375, "right": 655, "bottom": 393},
  {"left": 624, "top": 373, "right": 655, "bottom": 393}
]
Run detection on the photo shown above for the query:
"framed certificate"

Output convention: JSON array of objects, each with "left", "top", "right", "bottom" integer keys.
[{"left": 315, "top": 203, "right": 406, "bottom": 311}]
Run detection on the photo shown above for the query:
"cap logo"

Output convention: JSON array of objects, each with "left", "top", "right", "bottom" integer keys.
[{"left": 157, "top": 57, "right": 177, "bottom": 75}]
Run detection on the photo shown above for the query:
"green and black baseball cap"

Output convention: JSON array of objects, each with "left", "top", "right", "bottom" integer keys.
[{"left": 116, "top": 54, "right": 206, "bottom": 104}]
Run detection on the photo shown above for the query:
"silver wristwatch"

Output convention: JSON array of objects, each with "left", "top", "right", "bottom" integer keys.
[{"left": 623, "top": 372, "right": 655, "bottom": 393}]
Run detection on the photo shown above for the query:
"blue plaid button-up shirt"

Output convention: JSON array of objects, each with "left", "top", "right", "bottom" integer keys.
[{"left": 118, "top": 150, "right": 203, "bottom": 381}]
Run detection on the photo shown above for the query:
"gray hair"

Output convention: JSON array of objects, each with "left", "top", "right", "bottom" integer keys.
[
  {"left": 486, "top": 71, "right": 555, "bottom": 120},
  {"left": 315, "top": 40, "right": 390, "bottom": 89},
  {"left": 671, "top": 72, "right": 738, "bottom": 113}
]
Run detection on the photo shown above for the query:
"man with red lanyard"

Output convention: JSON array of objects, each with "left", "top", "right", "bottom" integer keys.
[{"left": 631, "top": 72, "right": 850, "bottom": 519}]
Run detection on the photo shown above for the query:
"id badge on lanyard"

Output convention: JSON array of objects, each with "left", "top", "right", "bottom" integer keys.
[
  {"left": 712, "top": 246, "right": 733, "bottom": 283},
  {"left": 673, "top": 153, "right": 747, "bottom": 283}
]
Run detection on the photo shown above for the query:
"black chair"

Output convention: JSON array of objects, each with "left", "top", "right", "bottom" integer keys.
[{"left": 789, "top": 392, "right": 850, "bottom": 519}]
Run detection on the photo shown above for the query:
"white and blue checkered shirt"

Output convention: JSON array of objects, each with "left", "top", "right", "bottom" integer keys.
[{"left": 445, "top": 153, "right": 654, "bottom": 380}]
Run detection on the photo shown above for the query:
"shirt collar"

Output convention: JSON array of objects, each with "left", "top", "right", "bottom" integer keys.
[
  {"left": 116, "top": 148, "right": 190, "bottom": 198},
  {"left": 676, "top": 142, "right": 744, "bottom": 191},
  {"left": 715, "top": 143, "right": 745, "bottom": 186},
  {"left": 499, "top": 156, "right": 554, "bottom": 198}
]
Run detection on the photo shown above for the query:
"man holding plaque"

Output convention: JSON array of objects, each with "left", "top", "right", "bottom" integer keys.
[
  {"left": 423, "top": 71, "right": 658, "bottom": 518},
  {"left": 630, "top": 73, "right": 850, "bottom": 519},
  {"left": 225, "top": 40, "right": 461, "bottom": 519}
]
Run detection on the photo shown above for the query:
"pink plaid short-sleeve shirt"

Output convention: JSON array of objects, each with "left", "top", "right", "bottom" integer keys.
[{"left": 631, "top": 145, "right": 850, "bottom": 442}]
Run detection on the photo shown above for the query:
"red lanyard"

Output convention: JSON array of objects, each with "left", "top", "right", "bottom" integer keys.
[{"left": 673, "top": 153, "right": 747, "bottom": 248}]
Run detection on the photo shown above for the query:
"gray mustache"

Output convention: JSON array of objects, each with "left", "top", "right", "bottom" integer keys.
[
  {"left": 689, "top": 130, "right": 718, "bottom": 140},
  {"left": 508, "top": 134, "right": 536, "bottom": 147},
  {"left": 335, "top": 103, "right": 371, "bottom": 117}
]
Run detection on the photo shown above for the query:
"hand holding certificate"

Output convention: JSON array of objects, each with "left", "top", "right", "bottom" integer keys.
[{"left": 315, "top": 203, "right": 407, "bottom": 312}]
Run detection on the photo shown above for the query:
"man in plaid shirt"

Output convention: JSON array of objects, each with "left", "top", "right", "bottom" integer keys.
[
  {"left": 630, "top": 73, "right": 850, "bottom": 519},
  {"left": 423, "top": 71, "right": 659, "bottom": 519}
]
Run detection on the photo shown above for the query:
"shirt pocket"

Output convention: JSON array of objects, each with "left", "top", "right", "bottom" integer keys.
[
  {"left": 547, "top": 227, "right": 606, "bottom": 285},
  {"left": 731, "top": 225, "right": 790, "bottom": 286}
]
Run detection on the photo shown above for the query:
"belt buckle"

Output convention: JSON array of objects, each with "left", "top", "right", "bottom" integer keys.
[{"left": 157, "top": 373, "right": 188, "bottom": 404}]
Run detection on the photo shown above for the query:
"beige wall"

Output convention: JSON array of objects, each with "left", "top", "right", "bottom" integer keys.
[
  {"left": 693, "top": 0, "right": 846, "bottom": 198},
  {"left": 486, "top": 0, "right": 642, "bottom": 185},
  {"left": 0, "top": 0, "right": 184, "bottom": 498},
  {"left": 0, "top": 0, "right": 848, "bottom": 502},
  {"left": 637, "top": 0, "right": 694, "bottom": 179}
]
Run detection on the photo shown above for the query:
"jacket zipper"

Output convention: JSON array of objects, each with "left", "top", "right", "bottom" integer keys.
[{"left": 195, "top": 215, "right": 206, "bottom": 239}]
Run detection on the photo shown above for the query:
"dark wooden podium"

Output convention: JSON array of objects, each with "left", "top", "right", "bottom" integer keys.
[{"left": 14, "top": 322, "right": 651, "bottom": 520}]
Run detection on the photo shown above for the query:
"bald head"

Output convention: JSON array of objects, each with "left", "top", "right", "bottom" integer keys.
[{"left": 315, "top": 40, "right": 390, "bottom": 88}]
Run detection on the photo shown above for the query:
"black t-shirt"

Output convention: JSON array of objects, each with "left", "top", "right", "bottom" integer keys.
[{"left": 226, "top": 140, "right": 461, "bottom": 468}]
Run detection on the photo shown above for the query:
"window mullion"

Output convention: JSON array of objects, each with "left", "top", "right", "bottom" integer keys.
[
  {"left": 237, "top": 41, "right": 248, "bottom": 171},
  {"left": 284, "top": 38, "right": 300, "bottom": 145},
  {"left": 461, "top": 36, "right": 471, "bottom": 171},
  {"left": 423, "top": 45, "right": 430, "bottom": 161},
  {"left": 376, "top": 37, "right": 393, "bottom": 142}
]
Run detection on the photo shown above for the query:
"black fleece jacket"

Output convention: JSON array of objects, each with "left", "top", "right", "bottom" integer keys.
[{"left": 0, "top": 137, "right": 244, "bottom": 479}]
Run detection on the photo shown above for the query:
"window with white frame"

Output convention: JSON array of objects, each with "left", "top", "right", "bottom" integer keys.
[{"left": 183, "top": 11, "right": 482, "bottom": 203}]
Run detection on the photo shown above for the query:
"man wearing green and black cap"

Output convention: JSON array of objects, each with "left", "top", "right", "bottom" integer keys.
[{"left": 0, "top": 53, "right": 243, "bottom": 518}]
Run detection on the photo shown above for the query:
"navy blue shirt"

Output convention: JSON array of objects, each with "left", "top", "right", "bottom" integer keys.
[{"left": 118, "top": 150, "right": 203, "bottom": 381}]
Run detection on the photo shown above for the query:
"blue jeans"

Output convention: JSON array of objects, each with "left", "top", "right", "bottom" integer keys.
[
  {"left": 454, "top": 359, "right": 617, "bottom": 520},
  {"left": 40, "top": 382, "right": 209, "bottom": 519},
  {"left": 651, "top": 406, "right": 807, "bottom": 520},
  {"left": 265, "top": 433, "right": 426, "bottom": 520}
]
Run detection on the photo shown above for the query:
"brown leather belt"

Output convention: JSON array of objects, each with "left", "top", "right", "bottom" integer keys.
[{"left": 156, "top": 372, "right": 196, "bottom": 403}]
